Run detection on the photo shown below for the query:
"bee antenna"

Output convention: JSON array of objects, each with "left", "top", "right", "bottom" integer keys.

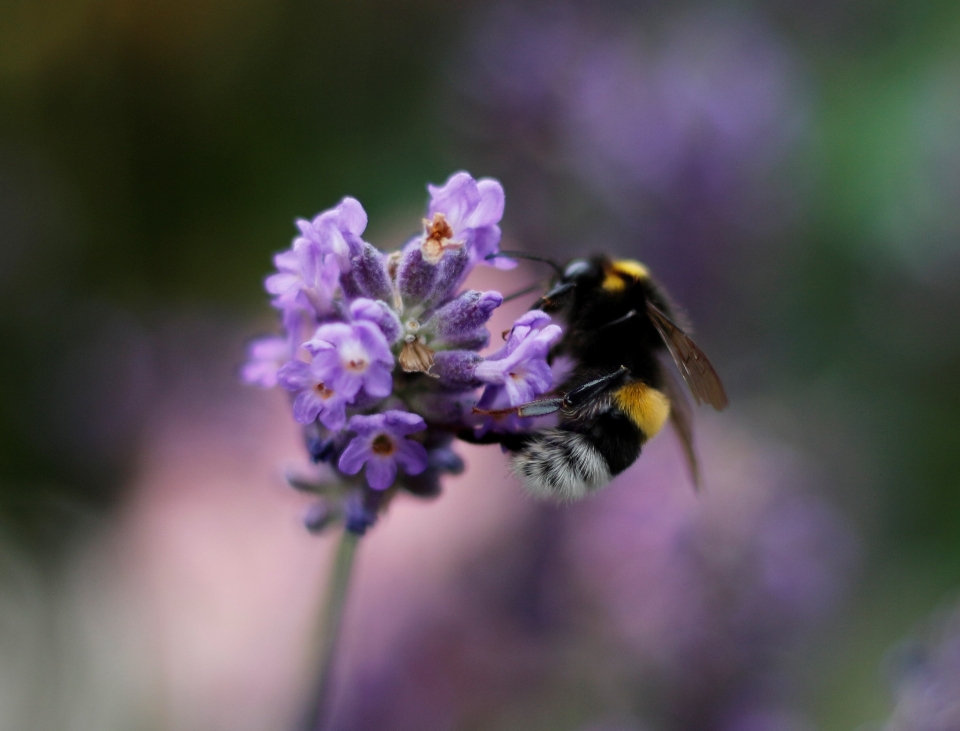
[
  {"left": 486, "top": 251, "right": 564, "bottom": 278},
  {"left": 501, "top": 281, "right": 545, "bottom": 304}
]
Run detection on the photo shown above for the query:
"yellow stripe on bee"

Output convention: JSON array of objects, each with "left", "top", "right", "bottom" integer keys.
[
  {"left": 614, "top": 382, "right": 670, "bottom": 439},
  {"left": 602, "top": 259, "right": 649, "bottom": 292},
  {"left": 612, "top": 259, "right": 649, "bottom": 279}
]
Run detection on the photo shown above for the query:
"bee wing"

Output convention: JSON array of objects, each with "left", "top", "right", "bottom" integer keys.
[
  {"left": 647, "top": 302, "right": 728, "bottom": 411},
  {"left": 658, "top": 359, "right": 700, "bottom": 490}
]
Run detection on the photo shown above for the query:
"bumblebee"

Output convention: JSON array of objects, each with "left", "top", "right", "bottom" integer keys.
[{"left": 469, "top": 255, "right": 727, "bottom": 500}]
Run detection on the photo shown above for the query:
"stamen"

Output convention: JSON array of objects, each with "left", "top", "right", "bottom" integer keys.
[
  {"left": 371, "top": 434, "right": 396, "bottom": 456},
  {"left": 346, "top": 358, "right": 368, "bottom": 372},
  {"left": 314, "top": 382, "right": 335, "bottom": 399},
  {"left": 420, "top": 212, "right": 464, "bottom": 264}
]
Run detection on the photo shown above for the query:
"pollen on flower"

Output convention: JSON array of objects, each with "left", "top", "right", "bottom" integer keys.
[
  {"left": 314, "top": 382, "right": 335, "bottom": 398},
  {"left": 346, "top": 358, "right": 368, "bottom": 373},
  {"left": 421, "top": 212, "right": 463, "bottom": 264}
]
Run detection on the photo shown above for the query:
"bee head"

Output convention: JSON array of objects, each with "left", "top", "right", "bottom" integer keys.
[{"left": 536, "top": 256, "right": 651, "bottom": 311}]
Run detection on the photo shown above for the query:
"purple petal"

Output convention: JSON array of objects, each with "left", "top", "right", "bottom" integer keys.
[
  {"left": 305, "top": 323, "right": 351, "bottom": 354},
  {"left": 338, "top": 436, "right": 372, "bottom": 475},
  {"left": 355, "top": 321, "right": 394, "bottom": 364},
  {"left": 362, "top": 362, "right": 394, "bottom": 399},
  {"left": 383, "top": 410, "right": 427, "bottom": 435},
  {"left": 321, "top": 225, "right": 350, "bottom": 262},
  {"left": 394, "top": 439, "right": 429, "bottom": 475},
  {"left": 471, "top": 225, "right": 511, "bottom": 267},
  {"left": 317, "top": 399, "right": 347, "bottom": 431},
  {"left": 337, "top": 196, "right": 367, "bottom": 236},
  {"left": 277, "top": 360, "right": 313, "bottom": 391},
  {"left": 475, "top": 383, "right": 506, "bottom": 411},
  {"left": 327, "top": 370, "right": 363, "bottom": 400},
  {"left": 273, "top": 249, "right": 300, "bottom": 273},
  {"left": 346, "top": 413, "right": 386, "bottom": 438},
  {"left": 292, "top": 391, "right": 323, "bottom": 424},
  {"left": 241, "top": 337, "right": 289, "bottom": 387},
  {"left": 309, "top": 350, "right": 343, "bottom": 388},
  {"left": 365, "top": 458, "right": 398, "bottom": 490},
  {"left": 521, "top": 358, "right": 553, "bottom": 393},
  {"left": 350, "top": 299, "right": 403, "bottom": 343},
  {"left": 294, "top": 236, "right": 325, "bottom": 280},
  {"left": 265, "top": 272, "right": 299, "bottom": 296},
  {"left": 427, "top": 172, "right": 481, "bottom": 230},
  {"left": 533, "top": 323, "right": 564, "bottom": 350},
  {"left": 241, "top": 360, "right": 279, "bottom": 388},
  {"left": 281, "top": 307, "right": 316, "bottom": 347},
  {"left": 514, "top": 310, "right": 553, "bottom": 330},
  {"left": 467, "top": 178, "right": 505, "bottom": 228},
  {"left": 503, "top": 359, "right": 553, "bottom": 405}
]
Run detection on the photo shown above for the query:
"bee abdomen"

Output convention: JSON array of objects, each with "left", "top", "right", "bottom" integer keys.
[
  {"left": 512, "top": 429, "right": 611, "bottom": 501},
  {"left": 512, "top": 412, "right": 643, "bottom": 501}
]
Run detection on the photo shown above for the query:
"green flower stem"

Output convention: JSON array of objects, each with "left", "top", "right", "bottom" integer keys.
[{"left": 305, "top": 528, "right": 361, "bottom": 731}]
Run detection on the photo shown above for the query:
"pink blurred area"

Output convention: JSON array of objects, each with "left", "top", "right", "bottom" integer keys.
[{"left": 101, "top": 263, "right": 545, "bottom": 729}]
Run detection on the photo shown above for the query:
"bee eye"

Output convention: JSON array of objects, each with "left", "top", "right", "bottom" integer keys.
[{"left": 563, "top": 260, "right": 591, "bottom": 280}]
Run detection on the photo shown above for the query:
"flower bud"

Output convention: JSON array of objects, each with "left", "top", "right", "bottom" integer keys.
[
  {"left": 432, "top": 350, "right": 483, "bottom": 386},
  {"left": 341, "top": 242, "right": 393, "bottom": 302}
]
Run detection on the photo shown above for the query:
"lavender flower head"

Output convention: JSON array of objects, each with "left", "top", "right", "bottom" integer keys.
[{"left": 243, "top": 172, "right": 561, "bottom": 534}]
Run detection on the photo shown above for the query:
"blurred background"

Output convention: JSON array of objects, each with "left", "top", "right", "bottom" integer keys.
[{"left": 2, "top": 0, "right": 960, "bottom": 729}]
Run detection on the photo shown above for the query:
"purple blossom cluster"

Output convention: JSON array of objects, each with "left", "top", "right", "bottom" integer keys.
[{"left": 243, "top": 172, "right": 562, "bottom": 534}]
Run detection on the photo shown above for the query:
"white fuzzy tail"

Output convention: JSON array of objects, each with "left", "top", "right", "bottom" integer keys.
[{"left": 511, "top": 429, "right": 611, "bottom": 501}]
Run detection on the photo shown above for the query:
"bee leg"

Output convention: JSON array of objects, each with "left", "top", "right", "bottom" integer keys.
[
  {"left": 562, "top": 366, "right": 630, "bottom": 409},
  {"left": 598, "top": 309, "right": 638, "bottom": 331},
  {"left": 473, "top": 397, "right": 565, "bottom": 418},
  {"left": 533, "top": 281, "right": 576, "bottom": 310},
  {"left": 517, "top": 397, "right": 565, "bottom": 417}
]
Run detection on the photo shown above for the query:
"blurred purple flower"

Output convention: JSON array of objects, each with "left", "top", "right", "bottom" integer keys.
[
  {"left": 566, "top": 17, "right": 802, "bottom": 207},
  {"left": 453, "top": 3, "right": 809, "bottom": 317},
  {"left": 240, "top": 336, "right": 290, "bottom": 388},
  {"left": 305, "top": 321, "right": 394, "bottom": 400},
  {"left": 338, "top": 411, "right": 429, "bottom": 490}
]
